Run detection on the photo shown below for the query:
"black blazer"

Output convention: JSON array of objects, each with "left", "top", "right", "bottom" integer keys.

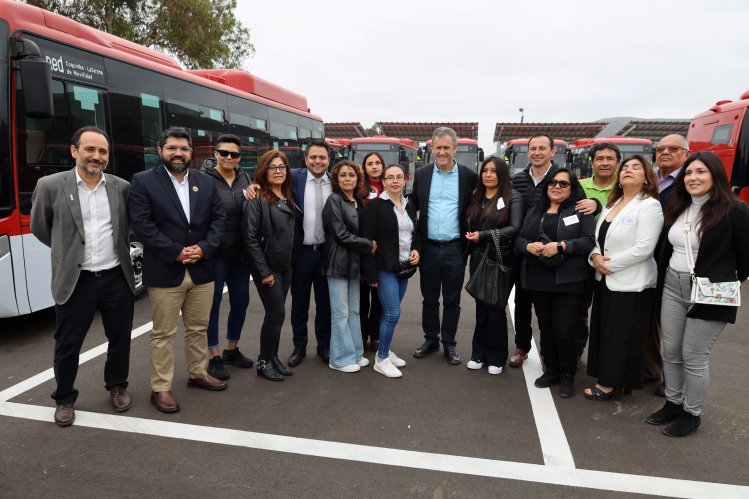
[
  {"left": 128, "top": 165, "right": 225, "bottom": 287},
  {"left": 362, "top": 196, "right": 420, "bottom": 284},
  {"left": 409, "top": 162, "right": 478, "bottom": 252},
  {"left": 657, "top": 201, "right": 749, "bottom": 323}
]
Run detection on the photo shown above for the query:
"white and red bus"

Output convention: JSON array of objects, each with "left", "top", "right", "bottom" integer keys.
[
  {"left": 503, "top": 138, "right": 570, "bottom": 176},
  {"left": 348, "top": 136, "right": 418, "bottom": 194},
  {"left": 0, "top": 0, "right": 323, "bottom": 317},
  {"left": 688, "top": 89, "right": 749, "bottom": 203},
  {"left": 569, "top": 136, "right": 653, "bottom": 178},
  {"left": 422, "top": 137, "right": 484, "bottom": 172}
]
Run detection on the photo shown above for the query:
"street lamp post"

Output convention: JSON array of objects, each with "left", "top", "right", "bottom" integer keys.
[{"left": 519, "top": 107, "right": 524, "bottom": 124}]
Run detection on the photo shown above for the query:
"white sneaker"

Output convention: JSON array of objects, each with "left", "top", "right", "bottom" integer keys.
[
  {"left": 467, "top": 360, "right": 483, "bottom": 370},
  {"left": 488, "top": 365, "right": 503, "bottom": 375},
  {"left": 388, "top": 351, "right": 406, "bottom": 368},
  {"left": 357, "top": 357, "right": 370, "bottom": 367},
  {"left": 374, "top": 356, "right": 402, "bottom": 378},
  {"left": 329, "top": 363, "right": 360, "bottom": 373}
]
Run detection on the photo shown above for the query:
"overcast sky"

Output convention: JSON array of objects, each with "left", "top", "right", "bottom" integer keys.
[{"left": 235, "top": 0, "right": 749, "bottom": 150}]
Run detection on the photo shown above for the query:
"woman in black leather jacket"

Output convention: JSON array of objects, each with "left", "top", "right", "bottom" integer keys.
[
  {"left": 465, "top": 157, "right": 525, "bottom": 375},
  {"left": 243, "top": 150, "right": 301, "bottom": 381},
  {"left": 515, "top": 167, "right": 595, "bottom": 398},
  {"left": 321, "top": 160, "right": 376, "bottom": 373}
]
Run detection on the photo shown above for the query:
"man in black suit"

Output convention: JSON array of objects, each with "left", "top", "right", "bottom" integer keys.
[
  {"left": 128, "top": 127, "right": 227, "bottom": 414},
  {"left": 410, "top": 127, "right": 478, "bottom": 364}
]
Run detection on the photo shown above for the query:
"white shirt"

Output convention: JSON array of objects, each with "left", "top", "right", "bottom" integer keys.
[
  {"left": 75, "top": 169, "right": 119, "bottom": 271},
  {"left": 302, "top": 170, "right": 332, "bottom": 245},
  {"left": 380, "top": 190, "right": 414, "bottom": 261},
  {"left": 167, "top": 167, "right": 191, "bottom": 223},
  {"left": 530, "top": 163, "right": 553, "bottom": 186}
]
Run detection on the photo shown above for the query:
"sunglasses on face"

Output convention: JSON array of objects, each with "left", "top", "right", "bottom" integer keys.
[
  {"left": 216, "top": 149, "right": 241, "bottom": 159},
  {"left": 548, "top": 179, "right": 570, "bottom": 188}
]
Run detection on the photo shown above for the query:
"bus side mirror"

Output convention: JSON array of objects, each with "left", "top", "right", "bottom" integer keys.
[
  {"left": 399, "top": 149, "right": 408, "bottom": 163},
  {"left": 12, "top": 37, "right": 54, "bottom": 119},
  {"left": 566, "top": 150, "right": 573, "bottom": 166},
  {"left": 478, "top": 148, "right": 484, "bottom": 162}
]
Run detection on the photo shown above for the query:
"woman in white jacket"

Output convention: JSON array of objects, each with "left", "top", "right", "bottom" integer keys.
[{"left": 584, "top": 155, "right": 663, "bottom": 400}]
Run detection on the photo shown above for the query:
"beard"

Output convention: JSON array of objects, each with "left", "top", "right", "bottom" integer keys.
[
  {"left": 78, "top": 160, "right": 105, "bottom": 176},
  {"left": 163, "top": 157, "right": 191, "bottom": 174}
]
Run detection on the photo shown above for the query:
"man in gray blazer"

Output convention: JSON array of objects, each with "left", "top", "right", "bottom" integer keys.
[{"left": 31, "top": 126, "right": 135, "bottom": 427}]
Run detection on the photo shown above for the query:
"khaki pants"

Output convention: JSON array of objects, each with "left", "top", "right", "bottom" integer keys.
[{"left": 148, "top": 270, "right": 214, "bottom": 391}]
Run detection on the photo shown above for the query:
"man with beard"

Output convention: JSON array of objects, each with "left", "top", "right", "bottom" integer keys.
[
  {"left": 31, "top": 126, "right": 136, "bottom": 426},
  {"left": 128, "top": 127, "right": 226, "bottom": 413}
]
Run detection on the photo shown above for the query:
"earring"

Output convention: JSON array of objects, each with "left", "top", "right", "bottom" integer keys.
[
  {"left": 618, "top": 183, "right": 622, "bottom": 188},
  {"left": 644, "top": 180, "right": 648, "bottom": 184}
]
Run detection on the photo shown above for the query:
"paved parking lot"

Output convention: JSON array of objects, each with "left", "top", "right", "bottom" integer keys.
[{"left": 1, "top": 276, "right": 748, "bottom": 498}]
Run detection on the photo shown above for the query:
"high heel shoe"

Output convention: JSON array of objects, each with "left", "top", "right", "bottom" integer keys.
[
  {"left": 272, "top": 356, "right": 293, "bottom": 376},
  {"left": 256, "top": 359, "right": 284, "bottom": 381}
]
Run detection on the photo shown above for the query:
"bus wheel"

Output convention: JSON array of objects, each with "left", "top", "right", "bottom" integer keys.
[{"left": 130, "top": 241, "right": 145, "bottom": 299}]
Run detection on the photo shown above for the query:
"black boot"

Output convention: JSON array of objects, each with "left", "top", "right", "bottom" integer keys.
[
  {"left": 559, "top": 374, "right": 574, "bottom": 398},
  {"left": 534, "top": 369, "right": 561, "bottom": 388},
  {"left": 256, "top": 359, "right": 284, "bottom": 381},
  {"left": 646, "top": 400, "right": 683, "bottom": 425},
  {"left": 273, "top": 356, "right": 293, "bottom": 376},
  {"left": 663, "top": 409, "right": 701, "bottom": 437}
]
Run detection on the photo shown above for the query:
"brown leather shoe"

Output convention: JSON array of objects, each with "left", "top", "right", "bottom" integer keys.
[
  {"left": 187, "top": 374, "right": 227, "bottom": 391},
  {"left": 509, "top": 348, "right": 528, "bottom": 368},
  {"left": 150, "top": 391, "right": 180, "bottom": 413},
  {"left": 109, "top": 386, "right": 132, "bottom": 413},
  {"left": 54, "top": 403, "right": 75, "bottom": 427}
]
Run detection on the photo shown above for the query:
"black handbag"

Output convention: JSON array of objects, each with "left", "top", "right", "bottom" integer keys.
[
  {"left": 465, "top": 230, "right": 512, "bottom": 308},
  {"left": 397, "top": 260, "right": 418, "bottom": 279}
]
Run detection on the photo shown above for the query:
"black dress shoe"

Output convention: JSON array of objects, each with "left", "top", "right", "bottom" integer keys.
[
  {"left": 257, "top": 359, "right": 284, "bottom": 381},
  {"left": 273, "top": 356, "right": 293, "bottom": 376},
  {"left": 534, "top": 370, "right": 561, "bottom": 388},
  {"left": 317, "top": 346, "right": 330, "bottom": 363},
  {"left": 288, "top": 347, "right": 306, "bottom": 367},
  {"left": 663, "top": 409, "right": 701, "bottom": 437},
  {"left": 646, "top": 400, "right": 683, "bottom": 425},
  {"left": 443, "top": 345, "right": 462, "bottom": 365},
  {"left": 413, "top": 340, "right": 439, "bottom": 358}
]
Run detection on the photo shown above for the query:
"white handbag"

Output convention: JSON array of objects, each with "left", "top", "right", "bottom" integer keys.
[{"left": 683, "top": 206, "right": 741, "bottom": 307}]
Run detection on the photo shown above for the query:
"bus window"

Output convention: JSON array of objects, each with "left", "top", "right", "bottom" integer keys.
[
  {"left": 68, "top": 85, "right": 106, "bottom": 131},
  {"left": 269, "top": 108, "right": 301, "bottom": 168},
  {"left": 712, "top": 124, "right": 733, "bottom": 145}
]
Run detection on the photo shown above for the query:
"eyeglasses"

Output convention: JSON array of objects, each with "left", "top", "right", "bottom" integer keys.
[
  {"left": 216, "top": 149, "right": 241, "bottom": 159},
  {"left": 163, "top": 145, "right": 192, "bottom": 153},
  {"left": 548, "top": 179, "right": 570, "bottom": 188},
  {"left": 384, "top": 175, "right": 404, "bottom": 181},
  {"left": 268, "top": 164, "right": 288, "bottom": 172},
  {"left": 656, "top": 145, "right": 688, "bottom": 154}
]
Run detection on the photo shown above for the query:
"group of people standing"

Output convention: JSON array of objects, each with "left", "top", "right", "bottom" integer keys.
[{"left": 31, "top": 125, "right": 748, "bottom": 439}]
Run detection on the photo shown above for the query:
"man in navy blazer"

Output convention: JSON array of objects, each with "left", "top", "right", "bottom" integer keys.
[
  {"left": 287, "top": 139, "right": 333, "bottom": 367},
  {"left": 409, "top": 127, "right": 478, "bottom": 364},
  {"left": 128, "top": 127, "right": 227, "bottom": 413}
]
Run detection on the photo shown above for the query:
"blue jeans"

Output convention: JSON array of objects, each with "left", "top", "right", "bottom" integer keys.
[
  {"left": 328, "top": 277, "right": 364, "bottom": 367},
  {"left": 376, "top": 271, "right": 408, "bottom": 359},
  {"left": 207, "top": 255, "right": 250, "bottom": 349}
]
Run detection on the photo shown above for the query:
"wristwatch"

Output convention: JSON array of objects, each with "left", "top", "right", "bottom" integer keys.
[{"left": 557, "top": 242, "right": 564, "bottom": 254}]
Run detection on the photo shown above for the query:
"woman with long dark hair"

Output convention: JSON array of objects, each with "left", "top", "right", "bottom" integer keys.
[
  {"left": 359, "top": 152, "right": 386, "bottom": 352},
  {"left": 515, "top": 167, "right": 596, "bottom": 398},
  {"left": 464, "top": 157, "right": 524, "bottom": 374},
  {"left": 243, "top": 150, "right": 301, "bottom": 381},
  {"left": 585, "top": 155, "right": 663, "bottom": 400},
  {"left": 646, "top": 152, "right": 749, "bottom": 436}
]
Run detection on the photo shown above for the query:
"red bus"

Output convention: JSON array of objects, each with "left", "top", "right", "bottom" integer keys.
[
  {"left": 422, "top": 137, "right": 484, "bottom": 172},
  {"left": 0, "top": 0, "right": 323, "bottom": 317},
  {"left": 503, "top": 138, "right": 570, "bottom": 176},
  {"left": 569, "top": 136, "right": 653, "bottom": 178},
  {"left": 688, "top": 89, "right": 749, "bottom": 203},
  {"left": 348, "top": 136, "right": 418, "bottom": 194}
]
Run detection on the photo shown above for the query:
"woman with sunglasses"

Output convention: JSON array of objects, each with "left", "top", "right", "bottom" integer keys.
[
  {"left": 243, "top": 150, "right": 301, "bottom": 381},
  {"left": 585, "top": 155, "right": 662, "bottom": 401},
  {"left": 515, "top": 168, "right": 596, "bottom": 398},
  {"left": 359, "top": 152, "right": 386, "bottom": 352},
  {"left": 202, "top": 134, "right": 254, "bottom": 380},
  {"left": 646, "top": 152, "right": 749, "bottom": 437},
  {"left": 464, "top": 157, "right": 524, "bottom": 375}
]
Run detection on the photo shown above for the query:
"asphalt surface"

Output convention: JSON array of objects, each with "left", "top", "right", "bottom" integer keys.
[{"left": 1, "top": 273, "right": 748, "bottom": 498}]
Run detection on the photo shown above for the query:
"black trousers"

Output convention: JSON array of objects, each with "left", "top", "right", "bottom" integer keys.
[
  {"left": 360, "top": 281, "right": 382, "bottom": 343},
  {"left": 254, "top": 269, "right": 292, "bottom": 361},
  {"left": 472, "top": 302, "right": 510, "bottom": 367},
  {"left": 513, "top": 262, "right": 533, "bottom": 352},
  {"left": 530, "top": 290, "right": 582, "bottom": 377},
  {"left": 419, "top": 241, "right": 465, "bottom": 346},
  {"left": 290, "top": 246, "right": 330, "bottom": 349},
  {"left": 576, "top": 277, "right": 595, "bottom": 358},
  {"left": 52, "top": 268, "right": 134, "bottom": 404}
]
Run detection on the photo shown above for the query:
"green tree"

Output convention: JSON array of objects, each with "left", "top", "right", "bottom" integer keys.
[{"left": 28, "top": 0, "right": 254, "bottom": 69}]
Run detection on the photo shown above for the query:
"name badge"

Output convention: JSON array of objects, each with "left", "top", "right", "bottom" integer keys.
[
  {"left": 496, "top": 197, "right": 505, "bottom": 210},
  {"left": 621, "top": 215, "right": 637, "bottom": 226},
  {"left": 563, "top": 214, "right": 579, "bottom": 226}
]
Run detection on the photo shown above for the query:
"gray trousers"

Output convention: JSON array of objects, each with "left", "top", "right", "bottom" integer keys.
[{"left": 660, "top": 267, "right": 725, "bottom": 416}]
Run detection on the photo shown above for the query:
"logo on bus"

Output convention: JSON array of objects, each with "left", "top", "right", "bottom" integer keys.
[{"left": 45, "top": 55, "right": 65, "bottom": 74}]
